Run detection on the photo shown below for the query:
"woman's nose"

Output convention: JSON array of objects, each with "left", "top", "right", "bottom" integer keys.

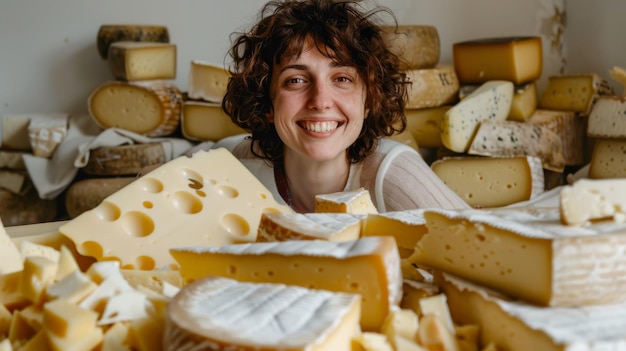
[{"left": 307, "top": 80, "right": 333, "bottom": 110}]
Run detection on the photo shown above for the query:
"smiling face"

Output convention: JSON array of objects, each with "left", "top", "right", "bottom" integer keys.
[{"left": 267, "top": 40, "right": 369, "bottom": 164}]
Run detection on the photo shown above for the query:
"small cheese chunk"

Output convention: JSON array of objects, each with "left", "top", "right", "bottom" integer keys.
[
  {"left": 400, "top": 279, "right": 440, "bottom": 316},
  {"left": 97, "top": 24, "right": 169, "bottom": 59},
  {"left": 587, "top": 96, "right": 626, "bottom": 138},
  {"left": 381, "top": 25, "right": 440, "bottom": 70},
  {"left": 19, "top": 256, "right": 58, "bottom": 305},
  {"left": 43, "top": 298, "right": 98, "bottom": 339},
  {"left": 589, "top": 138, "right": 626, "bottom": 179},
  {"left": 527, "top": 109, "right": 586, "bottom": 166},
  {"left": 441, "top": 80, "right": 513, "bottom": 153},
  {"left": 257, "top": 212, "right": 364, "bottom": 242},
  {"left": 187, "top": 60, "right": 230, "bottom": 102},
  {"left": 164, "top": 276, "right": 362, "bottom": 351},
  {"left": 452, "top": 36, "right": 542, "bottom": 85},
  {"left": 405, "top": 66, "right": 459, "bottom": 109},
  {"left": 381, "top": 309, "right": 419, "bottom": 346},
  {"left": 508, "top": 82, "right": 538, "bottom": 122},
  {"left": 419, "top": 294, "right": 455, "bottom": 333},
  {"left": 431, "top": 156, "right": 544, "bottom": 208},
  {"left": 405, "top": 106, "right": 450, "bottom": 148},
  {"left": 27, "top": 113, "right": 68, "bottom": 158},
  {"left": 181, "top": 101, "right": 245, "bottom": 141},
  {"left": 170, "top": 236, "right": 402, "bottom": 331},
  {"left": 418, "top": 313, "right": 459, "bottom": 351},
  {"left": 0, "top": 217, "right": 22, "bottom": 275},
  {"left": 45, "top": 270, "right": 97, "bottom": 305},
  {"left": 315, "top": 187, "right": 378, "bottom": 214},
  {"left": 560, "top": 178, "right": 626, "bottom": 226},
  {"left": 107, "top": 41, "right": 176, "bottom": 81},
  {"left": 539, "top": 74, "right": 613, "bottom": 115},
  {"left": 353, "top": 332, "right": 394, "bottom": 351}
]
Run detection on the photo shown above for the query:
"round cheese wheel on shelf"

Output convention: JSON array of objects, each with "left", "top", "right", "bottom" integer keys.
[
  {"left": 82, "top": 143, "right": 165, "bottom": 176},
  {"left": 381, "top": 25, "right": 440, "bottom": 70}
]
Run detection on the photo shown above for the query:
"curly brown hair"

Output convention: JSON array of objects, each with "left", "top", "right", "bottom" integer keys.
[{"left": 222, "top": 0, "right": 408, "bottom": 164}]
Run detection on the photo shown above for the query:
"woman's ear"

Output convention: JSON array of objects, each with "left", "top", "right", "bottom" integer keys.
[{"left": 265, "top": 107, "right": 275, "bottom": 122}]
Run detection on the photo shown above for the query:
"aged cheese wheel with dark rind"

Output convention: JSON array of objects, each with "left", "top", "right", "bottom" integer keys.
[
  {"left": 381, "top": 25, "right": 440, "bottom": 70},
  {"left": 0, "top": 188, "right": 57, "bottom": 226},
  {"left": 97, "top": 24, "right": 170, "bottom": 60},
  {"left": 82, "top": 143, "right": 165, "bottom": 176},
  {"left": 65, "top": 177, "right": 135, "bottom": 218}
]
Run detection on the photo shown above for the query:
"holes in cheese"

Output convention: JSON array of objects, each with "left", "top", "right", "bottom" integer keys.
[
  {"left": 87, "top": 80, "right": 182, "bottom": 137},
  {"left": 60, "top": 148, "right": 293, "bottom": 270},
  {"left": 452, "top": 36, "right": 543, "bottom": 85},
  {"left": 107, "top": 41, "right": 176, "bottom": 81},
  {"left": 97, "top": 24, "right": 169, "bottom": 60}
]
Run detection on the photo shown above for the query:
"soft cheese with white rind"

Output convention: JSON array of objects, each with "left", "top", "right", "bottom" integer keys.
[
  {"left": 315, "top": 187, "right": 378, "bottom": 214},
  {"left": 170, "top": 236, "right": 402, "bottom": 331},
  {"left": 257, "top": 212, "right": 364, "bottom": 242},
  {"left": 59, "top": 148, "right": 293, "bottom": 270},
  {"left": 409, "top": 206, "right": 626, "bottom": 307},
  {"left": 441, "top": 80, "right": 514, "bottom": 153},
  {"left": 560, "top": 178, "right": 626, "bottom": 226},
  {"left": 164, "top": 276, "right": 361, "bottom": 351},
  {"left": 587, "top": 96, "right": 626, "bottom": 138}
]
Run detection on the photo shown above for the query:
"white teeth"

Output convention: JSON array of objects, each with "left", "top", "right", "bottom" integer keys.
[{"left": 301, "top": 121, "right": 339, "bottom": 133}]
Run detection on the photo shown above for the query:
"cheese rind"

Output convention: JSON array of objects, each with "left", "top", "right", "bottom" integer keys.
[
  {"left": 107, "top": 41, "right": 177, "bottom": 81},
  {"left": 441, "top": 80, "right": 514, "bottom": 153},
  {"left": 187, "top": 60, "right": 230, "bottom": 102},
  {"left": 88, "top": 80, "right": 182, "bottom": 137},
  {"left": 452, "top": 36, "right": 542, "bottom": 85},
  {"left": 97, "top": 24, "right": 170, "bottom": 60},
  {"left": 60, "top": 148, "right": 292, "bottom": 270},
  {"left": 381, "top": 25, "right": 440, "bottom": 70},
  {"left": 181, "top": 101, "right": 245, "bottom": 141},
  {"left": 65, "top": 177, "right": 135, "bottom": 219},
  {"left": 405, "top": 66, "right": 459, "bottom": 109},
  {"left": 559, "top": 178, "right": 626, "bottom": 226},
  {"left": 257, "top": 212, "right": 364, "bottom": 242},
  {"left": 170, "top": 236, "right": 402, "bottom": 331},
  {"left": 527, "top": 109, "right": 586, "bottom": 166},
  {"left": 431, "top": 156, "right": 544, "bottom": 208},
  {"left": 164, "top": 276, "right": 362, "bottom": 351},
  {"left": 82, "top": 143, "right": 165, "bottom": 176},
  {"left": 589, "top": 138, "right": 626, "bottom": 179},
  {"left": 315, "top": 188, "right": 378, "bottom": 214},
  {"left": 539, "top": 74, "right": 613, "bottom": 115}
]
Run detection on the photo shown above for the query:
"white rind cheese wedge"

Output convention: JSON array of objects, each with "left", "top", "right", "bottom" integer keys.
[
  {"left": 589, "top": 138, "right": 626, "bottom": 179},
  {"left": 468, "top": 120, "right": 566, "bottom": 172},
  {"left": 163, "top": 276, "right": 362, "bottom": 351},
  {"left": 170, "top": 236, "right": 402, "bottom": 331},
  {"left": 441, "top": 80, "right": 514, "bottom": 153},
  {"left": 107, "top": 41, "right": 177, "bottom": 81},
  {"left": 181, "top": 101, "right": 245, "bottom": 141},
  {"left": 257, "top": 212, "right": 364, "bottom": 242},
  {"left": 315, "top": 187, "right": 378, "bottom": 214},
  {"left": 59, "top": 148, "right": 293, "bottom": 270},
  {"left": 187, "top": 60, "right": 230, "bottom": 103},
  {"left": 431, "top": 156, "right": 544, "bottom": 208},
  {"left": 441, "top": 272, "right": 626, "bottom": 351},
  {"left": 405, "top": 66, "right": 459, "bottom": 109},
  {"left": 587, "top": 96, "right": 626, "bottom": 138},
  {"left": 560, "top": 178, "right": 626, "bottom": 226},
  {"left": 88, "top": 80, "right": 182, "bottom": 137},
  {"left": 539, "top": 74, "right": 613, "bottom": 115},
  {"left": 409, "top": 206, "right": 626, "bottom": 306},
  {"left": 381, "top": 25, "right": 440, "bottom": 70}
]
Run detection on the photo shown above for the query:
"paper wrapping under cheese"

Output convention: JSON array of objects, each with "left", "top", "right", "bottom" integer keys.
[
  {"left": 409, "top": 206, "right": 626, "bottom": 307},
  {"left": 441, "top": 272, "right": 626, "bottom": 351}
]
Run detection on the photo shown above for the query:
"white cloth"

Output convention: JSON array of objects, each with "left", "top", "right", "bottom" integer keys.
[{"left": 23, "top": 114, "right": 193, "bottom": 199}]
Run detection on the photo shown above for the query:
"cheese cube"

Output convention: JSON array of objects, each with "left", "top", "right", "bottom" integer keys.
[
  {"left": 107, "top": 41, "right": 176, "bottom": 81},
  {"left": 8, "top": 310, "right": 36, "bottom": 345},
  {"left": 19, "top": 256, "right": 58, "bottom": 305},
  {"left": 181, "top": 101, "right": 245, "bottom": 141},
  {"left": 102, "top": 322, "right": 131, "bottom": 351},
  {"left": 170, "top": 236, "right": 402, "bottom": 331},
  {"left": 405, "top": 106, "right": 449, "bottom": 148},
  {"left": 45, "top": 270, "right": 97, "bottom": 305},
  {"left": 0, "top": 271, "right": 30, "bottom": 310},
  {"left": 589, "top": 138, "right": 626, "bottom": 179},
  {"left": 539, "top": 74, "right": 613, "bottom": 115},
  {"left": 187, "top": 60, "right": 230, "bottom": 102},
  {"left": 315, "top": 187, "right": 378, "bottom": 214},
  {"left": 527, "top": 109, "right": 586, "bottom": 166},
  {"left": 441, "top": 80, "right": 513, "bottom": 153},
  {"left": 587, "top": 96, "right": 626, "bottom": 138},
  {"left": 405, "top": 66, "right": 459, "bottom": 109},
  {"left": 560, "top": 178, "right": 626, "bottom": 226},
  {"left": 353, "top": 332, "right": 394, "bottom": 351},
  {"left": 60, "top": 148, "right": 293, "bottom": 270},
  {"left": 256, "top": 212, "right": 364, "bottom": 242},
  {"left": 96, "top": 24, "right": 169, "bottom": 59},
  {"left": 46, "top": 326, "right": 103, "bottom": 351},
  {"left": 409, "top": 207, "right": 626, "bottom": 306},
  {"left": 164, "top": 276, "right": 362, "bottom": 351},
  {"left": 380, "top": 309, "right": 419, "bottom": 345},
  {"left": 431, "top": 156, "right": 544, "bottom": 208},
  {"left": 381, "top": 25, "right": 440, "bottom": 70},
  {"left": 44, "top": 299, "right": 98, "bottom": 338},
  {"left": 400, "top": 279, "right": 440, "bottom": 316},
  {"left": 452, "top": 36, "right": 542, "bottom": 85},
  {"left": 0, "top": 217, "right": 22, "bottom": 275},
  {"left": 419, "top": 294, "right": 455, "bottom": 332}
]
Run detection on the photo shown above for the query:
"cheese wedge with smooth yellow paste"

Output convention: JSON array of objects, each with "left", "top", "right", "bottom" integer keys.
[
  {"left": 527, "top": 109, "right": 586, "bottom": 166},
  {"left": 170, "top": 236, "right": 402, "bottom": 331},
  {"left": 97, "top": 24, "right": 169, "bottom": 60},
  {"left": 508, "top": 82, "right": 538, "bottom": 122},
  {"left": 560, "top": 178, "right": 626, "bottom": 226},
  {"left": 405, "top": 106, "right": 450, "bottom": 148},
  {"left": 409, "top": 206, "right": 626, "bottom": 306},
  {"left": 163, "top": 275, "right": 362, "bottom": 351},
  {"left": 539, "top": 74, "right": 613, "bottom": 115},
  {"left": 315, "top": 188, "right": 378, "bottom": 214},
  {"left": 405, "top": 66, "right": 459, "bottom": 109},
  {"left": 181, "top": 101, "right": 245, "bottom": 141},
  {"left": 187, "top": 60, "right": 230, "bottom": 102},
  {"left": 257, "top": 212, "right": 364, "bottom": 242},
  {"left": 362, "top": 210, "right": 427, "bottom": 257},
  {"left": 107, "top": 41, "right": 177, "bottom": 81},
  {"left": 431, "top": 156, "right": 544, "bottom": 208},
  {"left": 381, "top": 25, "right": 440, "bottom": 70},
  {"left": 60, "top": 148, "right": 293, "bottom": 270},
  {"left": 589, "top": 138, "right": 626, "bottom": 179}
]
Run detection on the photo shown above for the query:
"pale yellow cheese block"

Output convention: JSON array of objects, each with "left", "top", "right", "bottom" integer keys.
[
  {"left": 508, "top": 82, "right": 538, "bottom": 122},
  {"left": 539, "top": 74, "right": 613, "bottom": 115},
  {"left": 405, "top": 66, "right": 459, "bottom": 109},
  {"left": 527, "top": 109, "right": 586, "bottom": 166},
  {"left": 589, "top": 138, "right": 626, "bottom": 179},
  {"left": 381, "top": 25, "right": 440, "bottom": 70},
  {"left": 409, "top": 206, "right": 626, "bottom": 306},
  {"left": 405, "top": 106, "right": 450, "bottom": 148},
  {"left": 97, "top": 24, "right": 169, "bottom": 60},
  {"left": 452, "top": 36, "right": 542, "bottom": 85},
  {"left": 88, "top": 80, "right": 182, "bottom": 137},
  {"left": 441, "top": 272, "right": 626, "bottom": 351},
  {"left": 256, "top": 212, "right": 364, "bottom": 242},
  {"left": 107, "top": 41, "right": 177, "bottom": 81},
  {"left": 169, "top": 236, "right": 402, "bottom": 331},
  {"left": 187, "top": 60, "right": 230, "bottom": 102},
  {"left": 60, "top": 148, "right": 292, "bottom": 270},
  {"left": 431, "top": 156, "right": 544, "bottom": 208},
  {"left": 560, "top": 178, "right": 626, "bottom": 226},
  {"left": 361, "top": 209, "right": 427, "bottom": 256},
  {"left": 164, "top": 276, "right": 362, "bottom": 351},
  {"left": 315, "top": 187, "right": 378, "bottom": 214},
  {"left": 181, "top": 101, "right": 245, "bottom": 141}
]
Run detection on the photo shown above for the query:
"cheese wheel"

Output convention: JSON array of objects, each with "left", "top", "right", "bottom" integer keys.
[
  {"left": 107, "top": 41, "right": 177, "bottom": 81},
  {"left": 181, "top": 101, "right": 245, "bottom": 141},
  {"left": 97, "top": 24, "right": 170, "bottom": 60},
  {"left": 0, "top": 188, "right": 57, "bottom": 226},
  {"left": 381, "top": 25, "right": 440, "bottom": 70},
  {"left": 82, "top": 143, "right": 166, "bottom": 176},
  {"left": 405, "top": 66, "right": 459, "bottom": 109},
  {"left": 65, "top": 177, "right": 135, "bottom": 218},
  {"left": 88, "top": 80, "right": 182, "bottom": 137}
]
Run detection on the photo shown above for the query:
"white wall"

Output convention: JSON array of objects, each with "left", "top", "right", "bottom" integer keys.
[{"left": 1, "top": 0, "right": 618, "bottom": 117}]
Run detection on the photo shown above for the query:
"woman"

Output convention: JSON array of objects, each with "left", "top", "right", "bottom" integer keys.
[{"left": 217, "top": 0, "right": 469, "bottom": 212}]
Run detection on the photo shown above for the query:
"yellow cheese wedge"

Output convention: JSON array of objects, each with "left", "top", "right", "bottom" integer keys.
[
  {"left": 187, "top": 60, "right": 230, "bottom": 102},
  {"left": 170, "top": 236, "right": 402, "bottom": 331},
  {"left": 60, "top": 148, "right": 292, "bottom": 270},
  {"left": 587, "top": 96, "right": 626, "bottom": 138},
  {"left": 362, "top": 210, "right": 427, "bottom": 256},
  {"left": 164, "top": 276, "right": 362, "bottom": 351},
  {"left": 97, "top": 24, "right": 169, "bottom": 60},
  {"left": 256, "top": 212, "right": 364, "bottom": 242},
  {"left": 508, "top": 82, "right": 538, "bottom": 122},
  {"left": 430, "top": 156, "right": 545, "bottom": 208},
  {"left": 405, "top": 66, "right": 459, "bottom": 109},
  {"left": 409, "top": 207, "right": 626, "bottom": 306},
  {"left": 107, "top": 41, "right": 176, "bottom": 81},
  {"left": 589, "top": 138, "right": 626, "bottom": 179},
  {"left": 381, "top": 25, "right": 440, "bottom": 70},
  {"left": 527, "top": 109, "right": 586, "bottom": 166},
  {"left": 400, "top": 279, "right": 440, "bottom": 315},
  {"left": 405, "top": 106, "right": 450, "bottom": 148},
  {"left": 452, "top": 36, "right": 542, "bottom": 85},
  {"left": 315, "top": 187, "right": 378, "bottom": 214},
  {"left": 181, "top": 101, "right": 245, "bottom": 141},
  {"left": 560, "top": 178, "right": 626, "bottom": 226},
  {"left": 539, "top": 74, "right": 613, "bottom": 115},
  {"left": 88, "top": 80, "right": 182, "bottom": 137},
  {"left": 43, "top": 298, "right": 98, "bottom": 339}
]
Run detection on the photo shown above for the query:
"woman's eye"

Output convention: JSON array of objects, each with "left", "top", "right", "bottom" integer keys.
[
  {"left": 286, "top": 77, "right": 306, "bottom": 85},
  {"left": 336, "top": 76, "right": 353, "bottom": 83}
]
